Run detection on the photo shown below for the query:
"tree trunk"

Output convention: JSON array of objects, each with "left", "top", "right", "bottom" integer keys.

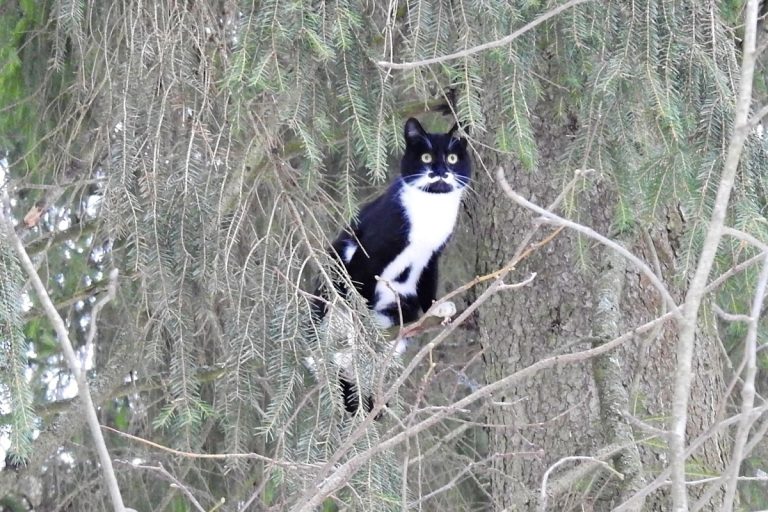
[{"left": 475, "top": 93, "right": 729, "bottom": 510}]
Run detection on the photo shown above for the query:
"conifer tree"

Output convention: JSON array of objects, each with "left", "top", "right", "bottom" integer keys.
[{"left": 0, "top": 0, "right": 766, "bottom": 510}]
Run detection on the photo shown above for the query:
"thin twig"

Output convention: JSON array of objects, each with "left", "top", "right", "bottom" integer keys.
[
  {"left": 376, "top": 0, "right": 592, "bottom": 69},
  {"left": 717, "top": 254, "right": 768, "bottom": 512},
  {"left": 102, "top": 426, "right": 317, "bottom": 468},
  {"left": 539, "top": 456, "right": 623, "bottom": 512},
  {"left": 84, "top": 269, "right": 119, "bottom": 359},
  {"left": 0, "top": 214, "right": 126, "bottom": 512},
  {"left": 614, "top": 403, "right": 768, "bottom": 511},
  {"left": 747, "top": 103, "right": 768, "bottom": 129},
  {"left": 622, "top": 412, "right": 671, "bottom": 438},
  {"left": 707, "top": 252, "right": 766, "bottom": 291},
  {"left": 496, "top": 167, "right": 680, "bottom": 316},
  {"left": 118, "top": 461, "right": 206, "bottom": 512},
  {"left": 712, "top": 303, "right": 753, "bottom": 323}
]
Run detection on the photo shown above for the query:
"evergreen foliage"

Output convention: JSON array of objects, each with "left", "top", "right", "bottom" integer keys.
[
  {"left": 0, "top": 230, "right": 35, "bottom": 463},
  {"left": 0, "top": 0, "right": 766, "bottom": 509}
]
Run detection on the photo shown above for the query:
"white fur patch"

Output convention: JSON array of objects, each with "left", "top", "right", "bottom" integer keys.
[
  {"left": 409, "top": 172, "right": 461, "bottom": 189},
  {"left": 342, "top": 241, "right": 357, "bottom": 263},
  {"left": 372, "top": 182, "right": 463, "bottom": 323},
  {"left": 303, "top": 301, "right": 406, "bottom": 378},
  {"left": 429, "top": 300, "right": 456, "bottom": 319},
  {"left": 393, "top": 337, "right": 410, "bottom": 355},
  {"left": 304, "top": 303, "right": 359, "bottom": 375},
  {"left": 374, "top": 311, "right": 395, "bottom": 328}
]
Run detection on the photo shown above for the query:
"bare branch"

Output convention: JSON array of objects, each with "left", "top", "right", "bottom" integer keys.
[
  {"left": 615, "top": 403, "right": 768, "bottom": 511},
  {"left": 497, "top": 272, "right": 537, "bottom": 290},
  {"left": 722, "top": 226, "right": 768, "bottom": 252},
  {"left": 84, "top": 269, "right": 119, "bottom": 358},
  {"left": 669, "top": 2, "right": 760, "bottom": 509},
  {"left": 292, "top": 308, "right": 679, "bottom": 512},
  {"left": 102, "top": 426, "right": 319, "bottom": 468},
  {"left": 712, "top": 303, "right": 753, "bottom": 323},
  {"left": 0, "top": 214, "right": 126, "bottom": 512},
  {"left": 496, "top": 167, "right": 680, "bottom": 315},
  {"left": 118, "top": 461, "right": 207, "bottom": 512},
  {"left": 539, "top": 456, "right": 623, "bottom": 512},
  {"left": 376, "top": 0, "right": 592, "bottom": 69},
  {"left": 718, "top": 255, "right": 768, "bottom": 512}
]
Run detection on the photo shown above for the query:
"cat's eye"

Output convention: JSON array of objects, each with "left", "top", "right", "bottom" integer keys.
[
  {"left": 446, "top": 153, "right": 459, "bottom": 164},
  {"left": 420, "top": 153, "right": 433, "bottom": 164}
]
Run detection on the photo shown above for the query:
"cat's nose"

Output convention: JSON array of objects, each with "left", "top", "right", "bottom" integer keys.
[{"left": 429, "top": 169, "right": 448, "bottom": 179}]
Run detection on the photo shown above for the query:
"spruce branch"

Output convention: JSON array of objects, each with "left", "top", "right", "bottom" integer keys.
[
  {"left": 0, "top": 365, "right": 230, "bottom": 425},
  {"left": 0, "top": 235, "right": 35, "bottom": 462},
  {"left": 0, "top": 339, "right": 135, "bottom": 501},
  {"left": 0, "top": 213, "right": 126, "bottom": 512},
  {"left": 25, "top": 218, "right": 100, "bottom": 257}
]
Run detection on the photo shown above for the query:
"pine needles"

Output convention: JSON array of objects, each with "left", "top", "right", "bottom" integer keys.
[
  {"left": 2, "top": 0, "right": 768, "bottom": 509},
  {"left": 0, "top": 233, "right": 35, "bottom": 463}
]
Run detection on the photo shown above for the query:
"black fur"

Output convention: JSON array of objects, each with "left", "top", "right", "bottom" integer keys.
[{"left": 314, "top": 118, "right": 471, "bottom": 415}]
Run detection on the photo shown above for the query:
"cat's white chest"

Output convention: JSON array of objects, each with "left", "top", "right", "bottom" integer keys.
[
  {"left": 372, "top": 184, "right": 463, "bottom": 325},
  {"left": 400, "top": 185, "right": 463, "bottom": 247}
]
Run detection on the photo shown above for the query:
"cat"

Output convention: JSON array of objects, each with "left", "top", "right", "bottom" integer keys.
[{"left": 312, "top": 117, "right": 471, "bottom": 414}]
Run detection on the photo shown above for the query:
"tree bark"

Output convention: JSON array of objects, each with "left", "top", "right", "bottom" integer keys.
[{"left": 475, "top": 94, "right": 729, "bottom": 510}]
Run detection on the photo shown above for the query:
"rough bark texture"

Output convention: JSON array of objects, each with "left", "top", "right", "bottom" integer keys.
[
  {"left": 475, "top": 90, "right": 729, "bottom": 510},
  {"left": 590, "top": 245, "right": 646, "bottom": 511}
]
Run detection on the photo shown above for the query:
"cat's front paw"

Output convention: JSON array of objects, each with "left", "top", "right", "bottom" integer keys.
[{"left": 429, "top": 301, "right": 456, "bottom": 324}]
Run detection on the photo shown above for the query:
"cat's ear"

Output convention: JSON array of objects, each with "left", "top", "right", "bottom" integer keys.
[
  {"left": 448, "top": 122, "right": 469, "bottom": 138},
  {"left": 404, "top": 118, "right": 428, "bottom": 145},
  {"left": 448, "top": 122, "right": 468, "bottom": 148}
]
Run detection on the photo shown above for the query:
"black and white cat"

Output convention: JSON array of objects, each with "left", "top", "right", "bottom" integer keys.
[{"left": 313, "top": 117, "right": 471, "bottom": 414}]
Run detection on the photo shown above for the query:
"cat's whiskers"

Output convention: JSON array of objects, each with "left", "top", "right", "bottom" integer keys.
[
  {"left": 404, "top": 171, "right": 471, "bottom": 194},
  {"left": 455, "top": 178, "right": 479, "bottom": 198}
]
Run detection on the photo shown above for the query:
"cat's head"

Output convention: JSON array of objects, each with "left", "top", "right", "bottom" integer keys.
[{"left": 400, "top": 118, "right": 471, "bottom": 194}]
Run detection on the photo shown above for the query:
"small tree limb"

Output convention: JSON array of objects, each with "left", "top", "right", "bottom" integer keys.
[
  {"left": 669, "top": 2, "right": 760, "bottom": 509},
  {"left": 539, "top": 455, "right": 623, "bottom": 512},
  {"left": 376, "top": 0, "right": 592, "bottom": 69},
  {"left": 0, "top": 213, "right": 126, "bottom": 512},
  {"left": 709, "top": 255, "right": 768, "bottom": 512},
  {"left": 496, "top": 167, "right": 679, "bottom": 315}
]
